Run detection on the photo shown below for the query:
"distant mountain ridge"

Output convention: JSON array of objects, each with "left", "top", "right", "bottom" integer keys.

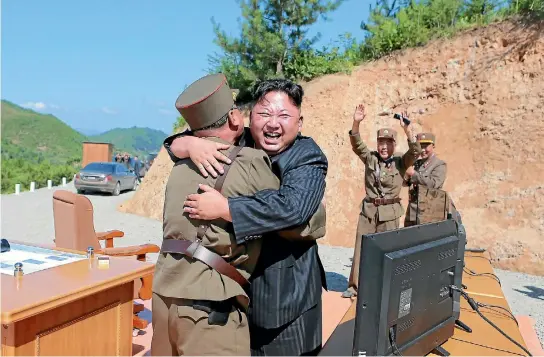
[
  {"left": 1, "top": 100, "right": 86, "bottom": 164},
  {"left": 76, "top": 127, "right": 103, "bottom": 136},
  {"left": 89, "top": 127, "right": 168, "bottom": 158},
  {"left": 1, "top": 99, "right": 168, "bottom": 164}
]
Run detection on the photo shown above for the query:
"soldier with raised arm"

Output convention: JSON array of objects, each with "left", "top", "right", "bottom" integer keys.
[{"left": 342, "top": 104, "right": 421, "bottom": 299}]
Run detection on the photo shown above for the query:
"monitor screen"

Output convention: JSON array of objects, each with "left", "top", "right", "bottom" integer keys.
[{"left": 352, "top": 219, "right": 466, "bottom": 356}]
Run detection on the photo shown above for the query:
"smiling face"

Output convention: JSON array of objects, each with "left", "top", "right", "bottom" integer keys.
[
  {"left": 377, "top": 138, "right": 395, "bottom": 159},
  {"left": 420, "top": 143, "right": 435, "bottom": 159},
  {"left": 250, "top": 91, "right": 302, "bottom": 155}
]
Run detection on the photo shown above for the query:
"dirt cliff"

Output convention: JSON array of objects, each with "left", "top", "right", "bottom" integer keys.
[{"left": 118, "top": 19, "right": 544, "bottom": 275}]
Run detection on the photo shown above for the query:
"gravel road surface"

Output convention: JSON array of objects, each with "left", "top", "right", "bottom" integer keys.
[{"left": 2, "top": 182, "right": 543, "bottom": 348}]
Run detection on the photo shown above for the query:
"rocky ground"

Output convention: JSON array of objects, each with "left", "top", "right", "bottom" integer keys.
[{"left": 2, "top": 182, "right": 543, "bottom": 346}]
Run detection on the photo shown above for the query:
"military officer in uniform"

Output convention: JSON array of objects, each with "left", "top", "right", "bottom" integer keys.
[
  {"left": 404, "top": 132, "right": 447, "bottom": 227},
  {"left": 342, "top": 104, "right": 421, "bottom": 298},
  {"left": 151, "top": 74, "right": 325, "bottom": 356}
]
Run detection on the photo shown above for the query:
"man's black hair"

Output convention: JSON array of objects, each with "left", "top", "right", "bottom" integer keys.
[{"left": 251, "top": 78, "right": 304, "bottom": 108}]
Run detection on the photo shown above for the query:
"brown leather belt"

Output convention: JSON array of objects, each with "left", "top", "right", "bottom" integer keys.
[
  {"left": 161, "top": 239, "right": 249, "bottom": 290},
  {"left": 367, "top": 197, "right": 401, "bottom": 206}
]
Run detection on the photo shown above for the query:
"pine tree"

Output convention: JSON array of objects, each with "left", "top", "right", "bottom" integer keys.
[{"left": 209, "top": 0, "right": 344, "bottom": 101}]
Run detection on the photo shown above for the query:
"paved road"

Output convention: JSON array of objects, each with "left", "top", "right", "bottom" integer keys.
[
  {"left": 1, "top": 182, "right": 163, "bottom": 262},
  {"left": 2, "top": 182, "right": 543, "bottom": 348}
]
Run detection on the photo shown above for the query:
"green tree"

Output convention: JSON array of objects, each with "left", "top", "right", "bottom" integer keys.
[
  {"left": 173, "top": 116, "right": 187, "bottom": 133},
  {"left": 209, "top": 0, "right": 345, "bottom": 101},
  {"left": 360, "top": 0, "right": 543, "bottom": 63},
  {"left": 508, "top": 0, "right": 544, "bottom": 18},
  {"left": 1, "top": 157, "right": 79, "bottom": 194},
  {"left": 461, "top": 0, "right": 500, "bottom": 23}
]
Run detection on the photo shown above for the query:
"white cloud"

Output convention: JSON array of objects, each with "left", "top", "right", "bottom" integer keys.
[
  {"left": 101, "top": 107, "right": 117, "bottom": 115},
  {"left": 20, "top": 102, "right": 63, "bottom": 111},
  {"left": 21, "top": 101, "right": 47, "bottom": 110},
  {"left": 158, "top": 108, "right": 175, "bottom": 116}
]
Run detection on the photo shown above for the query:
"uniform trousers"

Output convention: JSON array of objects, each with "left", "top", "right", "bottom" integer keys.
[
  {"left": 249, "top": 297, "right": 322, "bottom": 356},
  {"left": 404, "top": 196, "right": 417, "bottom": 227},
  {"left": 347, "top": 209, "right": 400, "bottom": 294},
  {"left": 151, "top": 292, "right": 250, "bottom": 356}
]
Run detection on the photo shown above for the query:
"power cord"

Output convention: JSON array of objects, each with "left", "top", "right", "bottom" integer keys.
[
  {"left": 450, "top": 285, "right": 532, "bottom": 356},
  {"left": 465, "top": 254, "right": 492, "bottom": 263},
  {"left": 478, "top": 303, "right": 519, "bottom": 326},
  {"left": 466, "top": 248, "right": 486, "bottom": 253},
  {"left": 389, "top": 327, "right": 403, "bottom": 356},
  {"left": 463, "top": 267, "right": 502, "bottom": 286}
]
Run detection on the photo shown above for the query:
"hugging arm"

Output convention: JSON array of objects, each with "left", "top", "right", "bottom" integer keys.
[
  {"left": 163, "top": 130, "right": 191, "bottom": 163},
  {"left": 229, "top": 139, "right": 328, "bottom": 244},
  {"left": 163, "top": 130, "right": 234, "bottom": 177},
  {"left": 277, "top": 202, "right": 326, "bottom": 241}
]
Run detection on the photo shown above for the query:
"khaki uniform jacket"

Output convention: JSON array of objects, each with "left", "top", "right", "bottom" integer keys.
[
  {"left": 153, "top": 136, "right": 326, "bottom": 309},
  {"left": 349, "top": 131, "right": 421, "bottom": 222},
  {"left": 406, "top": 154, "right": 447, "bottom": 222}
]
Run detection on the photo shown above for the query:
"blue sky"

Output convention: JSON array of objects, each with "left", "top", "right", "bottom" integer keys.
[{"left": 2, "top": 0, "right": 370, "bottom": 135}]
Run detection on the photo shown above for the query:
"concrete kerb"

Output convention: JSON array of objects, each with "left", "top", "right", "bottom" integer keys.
[{"left": 14, "top": 177, "right": 69, "bottom": 195}]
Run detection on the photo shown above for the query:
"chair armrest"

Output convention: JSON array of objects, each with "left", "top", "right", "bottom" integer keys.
[
  {"left": 99, "top": 243, "right": 160, "bottom": 261},
  {"left": 96, "top": 230, "right": 125, "bottom": 248}
]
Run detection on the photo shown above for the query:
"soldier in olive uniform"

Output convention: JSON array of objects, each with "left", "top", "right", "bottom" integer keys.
[
  {"left": 151, "top": 74, "right": 325, "bottom": 356},
  {"left": 404, "top": 132, "right": 447, "bottom": 227},
  {"left": 342, "top": 104, "right": 421, "bottom": 298}
]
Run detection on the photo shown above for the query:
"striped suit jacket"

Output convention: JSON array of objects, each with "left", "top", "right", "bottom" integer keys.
[{"left": 229, "top": 133, "right": 328, "bottom": 329}]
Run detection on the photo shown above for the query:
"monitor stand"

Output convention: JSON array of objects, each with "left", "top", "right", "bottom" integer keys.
[
  {"left": 429, "top": 320, "right": 471, "bottom": 357},
  {"left": 431, "top": 345, "right": 450, "bottom": 356},
  {"left": 455, "top": 319, "right": 472, "bottom": 333}
]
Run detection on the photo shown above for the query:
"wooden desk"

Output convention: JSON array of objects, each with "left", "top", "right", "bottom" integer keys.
[
  {"left": 321, "top": 252, "right": 529, "bottom": 356},
  {"left": 1, "top": 243, "right": 154, "bottom": 356}
]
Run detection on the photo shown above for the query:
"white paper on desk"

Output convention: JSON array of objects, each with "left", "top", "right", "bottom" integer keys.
[{"left": 0, "top": 243, "right": 86, "bottom": 276}]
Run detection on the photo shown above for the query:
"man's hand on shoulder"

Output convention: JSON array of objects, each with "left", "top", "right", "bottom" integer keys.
[
  {"left": 184, "top": 139, "right": 232, "bottom": 178},
  {"left": 167, "top": 134, "right": 234, "bottom": 178}
]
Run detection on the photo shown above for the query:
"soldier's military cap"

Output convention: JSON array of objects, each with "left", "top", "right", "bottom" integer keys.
[
  {"left": 417, "top": 132, "right": 435, "bottom": 144},
  {"left": 175, "top": 73, "right": 235, "bottom": 131},
  {"left": 377, "top": 128, "right": 397, "bottom": 141}
]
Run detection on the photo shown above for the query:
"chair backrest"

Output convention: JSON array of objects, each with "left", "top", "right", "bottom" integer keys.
[{"left": 52, "top": 190, "right": 101, "bottom": 252}]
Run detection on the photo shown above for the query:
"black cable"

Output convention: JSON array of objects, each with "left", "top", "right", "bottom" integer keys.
[
  {"left": 471, "top": 302, "right": 530, "bottom": 356},
  {"left": 451, "top": 286, "right": 532, "bottom": 356},
  {"left": 463, "top": 267, "right": 502, "bottom": 286},
  {"left": 478, "top": 303, "right": 519, "bottom": 326},
  {"left": 466, "top": 248, "right": 486, "bottom": 253},
  {"left": 389, "top": 327, "right": 403, "bottom": 356},
  {"left": 465, "top": 254, "right": 492, "bottom": 263}
]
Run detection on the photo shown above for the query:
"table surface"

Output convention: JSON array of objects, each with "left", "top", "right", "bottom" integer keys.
[
  {"left": 323, "top": 252, "right": 528, "bottom": 356},
  {"left": 1, "top": 241, "right": 154, "bottom": 324}
]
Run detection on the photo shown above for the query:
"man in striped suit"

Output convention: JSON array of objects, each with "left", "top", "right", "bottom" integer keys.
[{"left": 165, "top": 78, "right": 328, "bottom": 356}]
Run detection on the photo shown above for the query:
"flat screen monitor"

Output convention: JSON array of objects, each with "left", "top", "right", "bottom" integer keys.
[{"left": 352, "top": 218, "right": 466, "bottom": 356}]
